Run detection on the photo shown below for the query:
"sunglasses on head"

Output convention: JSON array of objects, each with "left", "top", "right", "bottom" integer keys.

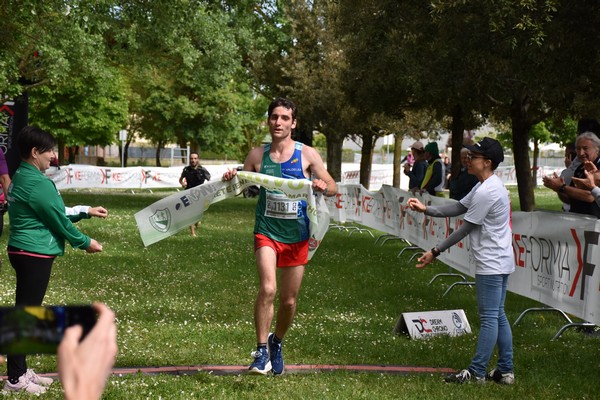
[{"left": 467, "top": 153, "right": 487, "bottom": 161}]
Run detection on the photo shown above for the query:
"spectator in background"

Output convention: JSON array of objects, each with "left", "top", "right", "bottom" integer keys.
[
  {"left": 403, "top": 141, "right": 427, "bottom": 193},
  {"left": 571, "top": 161, "right": 600, "bottom": 206},
  {"left": 558, "top": 142, "right": 579, "bottom": 212},
  {"left": 420, "top": 142, "right": 445, "bottom": 196},
  {"left": 543, "top": 132, "right": 600, "bottom": 218},
  {"left": 449, "top": 148, "right": 479, "bottom": 201},
  {"left": 443, "top": 154, "right": 451, "bottom": 189},
  {"left": 400, "top": 144, "right": 415, "bottom": 166},
  {"left": 0, "top": 148, "right": 11, "bottom": 237},
  {"left": 546, "top": 118, "right": 599, "bottom": 212},
  {"left": 179, "top": 152, "right": 211, "bottom": 236},
  {"left": 563, "top": 142, "right": 577, "bottom": 170}
]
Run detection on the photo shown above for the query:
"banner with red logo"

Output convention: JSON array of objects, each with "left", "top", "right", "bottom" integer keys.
[{"left": 45, "top": 165, "right": 234, "bottom": 190}]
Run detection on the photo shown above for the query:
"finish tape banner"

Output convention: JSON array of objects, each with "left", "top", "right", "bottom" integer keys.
[
  {"left": 134, "top": 171, "right": 330, "bottom": 260},
  {"left": 326, "top": 184, "right": 600, "bottom": 326}
]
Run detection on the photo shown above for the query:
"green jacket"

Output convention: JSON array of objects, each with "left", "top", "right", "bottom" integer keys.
[{"left": 7, "top": 162, "right": 91, "bottom": 256}]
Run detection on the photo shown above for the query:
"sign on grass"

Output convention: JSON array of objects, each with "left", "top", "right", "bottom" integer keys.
[{"left": 394, "top": 309, "right": 471, "bottom": 340}]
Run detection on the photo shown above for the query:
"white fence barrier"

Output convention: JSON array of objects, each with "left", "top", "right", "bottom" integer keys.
[{"left": 325, "top": 184, "right": 600, "bottom": 327}]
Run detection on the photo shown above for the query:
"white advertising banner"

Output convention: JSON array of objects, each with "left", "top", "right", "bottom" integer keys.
[
  {"left": 44, "top": 164, "right": 236, "bottom": 190},
  {"left": 134, "top": 172, "right": 330, "bottom": 260},
  {"left": 326, "top": 184, "right": 600, "bottom": 326}
]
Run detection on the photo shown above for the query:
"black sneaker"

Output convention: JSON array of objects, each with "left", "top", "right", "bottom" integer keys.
[
  {"left": 487, "top": 368, "right": 515, "bottom": 385},
  {"left": 445, "top": 369, "right": 485, "bottom": 384}
]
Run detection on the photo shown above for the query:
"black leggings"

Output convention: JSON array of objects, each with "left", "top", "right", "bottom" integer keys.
[{"left": 7, "top": 252, "right": 54, "bottom": 381}]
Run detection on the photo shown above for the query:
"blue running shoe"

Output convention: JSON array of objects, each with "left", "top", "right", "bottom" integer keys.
[
  {"left": 248, "top": 347, "right": 272, "bottom": 375},
  {"left": 268, "top": 333, "right": 284, "bottom": 375}
]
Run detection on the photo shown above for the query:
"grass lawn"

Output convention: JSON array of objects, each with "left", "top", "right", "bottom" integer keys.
[{"left": 0, "top": 187, "right": 596, "bottom": 399}]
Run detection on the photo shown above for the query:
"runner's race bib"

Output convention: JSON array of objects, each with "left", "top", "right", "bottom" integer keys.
[{"left": 265, "top": 192, "right": 299, "bottom": 219}]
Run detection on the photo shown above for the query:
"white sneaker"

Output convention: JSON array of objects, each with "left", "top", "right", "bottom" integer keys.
[
  {"left": 444, "top": 368, "right": 485, "bottom": 384},
  {"left": 3, "top": 374, "right": 47, "bottom": 394},
  {"left": 487, "top": 368, "right": 515, "bottom": 385},
  {"left": 25, "top": 369, "right": 54, "bottom": 386}
]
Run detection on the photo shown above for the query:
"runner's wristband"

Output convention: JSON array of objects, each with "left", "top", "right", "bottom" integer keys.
[{"left": 431, "top": 247, "right": 441, "bottom": 258}]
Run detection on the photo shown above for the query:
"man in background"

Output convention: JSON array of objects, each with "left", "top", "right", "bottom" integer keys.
[
  {"left": 420, "top": 142, "right": 445, "bottom": 196},
  {"left": 449, "top": 148, "right": 479, "bottom": 200},
  {"left": 403, "top": 141, "right": 427, "bottom": 193},
  {"left": 179, "top": 152, "right": 211, "bottom": 236}
]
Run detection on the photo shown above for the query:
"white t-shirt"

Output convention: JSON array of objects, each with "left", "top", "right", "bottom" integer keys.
[{"left": 460, "top": 174, "right": 515, "bottom": 275}]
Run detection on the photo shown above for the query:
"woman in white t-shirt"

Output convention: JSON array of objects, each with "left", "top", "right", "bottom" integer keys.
[{"left": 407, "top": 137, "right": 515, "bottom": 385}]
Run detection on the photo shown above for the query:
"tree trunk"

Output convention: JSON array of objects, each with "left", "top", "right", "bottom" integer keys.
[
  {"left": 392, "top": 132, "right": 404, "bottom": 188},
  {"left": 67, "top": 146, "right": 78, "bottom": 164},
  {"left": 57, "top": 137, "right": 65, "bottom": 165},
  {"left": 359, "top": 131, "right": 376, "bottom": 190},
  {"left": 176, "top": 140, "right": 188, "bottom": 164},
  {"left": 190, "top": 142, "right": 199, "bottom": 155},
  {"left": 124, "top": 138, "right": 131, "bottom": 167},
  {"left": 510, "top": 95, "right": 535, "bottom": 211},
  {"left": 531, "top": 138, "right": 539, "bottom": 188},
  {"left": 326, "top": 133, "right": 343, "bottom": 183},
  {"left": 450, "top": 104, "right": 465, "bottom": 180},
  {"left": 155, "top": 141, "right": 164, "bottom": 167},
  {"left": 118, "top": 138, "right": 132, "bottom": 167}
]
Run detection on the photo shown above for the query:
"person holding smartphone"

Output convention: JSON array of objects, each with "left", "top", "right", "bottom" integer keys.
[
  {"left": 4, "top": 126, "right": 104, "bottom": 394},
  {"left": 0, "top": 303, "right": 118, "bottom": 399},
  {"left": 58, "top": 303, "right": 117, "bottom": 400}
]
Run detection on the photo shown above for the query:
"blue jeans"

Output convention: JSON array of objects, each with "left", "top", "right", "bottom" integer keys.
[{"left": 469, "top": 274, "right": 513, "bottom": 378}]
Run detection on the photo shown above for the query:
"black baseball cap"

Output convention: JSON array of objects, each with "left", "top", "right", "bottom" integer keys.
[{"left": 464, "top": 137, "right": 504, "bottom": 167}]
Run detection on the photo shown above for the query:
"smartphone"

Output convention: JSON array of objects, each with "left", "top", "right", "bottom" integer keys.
[{"left": 0, "top": 305, "right": 97, "bottom": 355}]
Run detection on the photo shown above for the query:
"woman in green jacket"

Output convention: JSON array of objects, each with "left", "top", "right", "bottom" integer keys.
[{"left": 4, "top": 126, "right": 104, "bottom": 394}]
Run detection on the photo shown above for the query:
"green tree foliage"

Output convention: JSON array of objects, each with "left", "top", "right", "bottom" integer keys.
[
  {"left": 2, "top": 0, "right": 270, "bottom": 164},
  {"left": 208, "top": 0, "right": 292, "bottom": 97},
  {"left": 1, "top": 0, "right": 129, "bottom": 163},
  {"left": 0, "top": 0, "right": 112, "bottom": 95},
  {"left": 337, "top": 0, "right": 600, "bottom": 210},
  {"left": 109, "top": 1, "right": 249, "bottom": 160},
  {"left": 4, "top": 0, "right": 600, "bottom": 184},
  {"left": 336, "top": 1, "right": 485, "bottom": 186},
  {"left": 29, "top": 66, "right": 128, "bottom": 149},
  {"left": 269, "top": 0, "right": 359, "bottom": 182}
]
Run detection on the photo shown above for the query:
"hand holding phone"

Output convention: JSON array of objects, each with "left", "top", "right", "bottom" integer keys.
[
  {"left": 58, "top": 303, "right": 117, "bottom": 400},
  {"left": 0, "top": 305, "right": 97, "bottom": 355}
]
